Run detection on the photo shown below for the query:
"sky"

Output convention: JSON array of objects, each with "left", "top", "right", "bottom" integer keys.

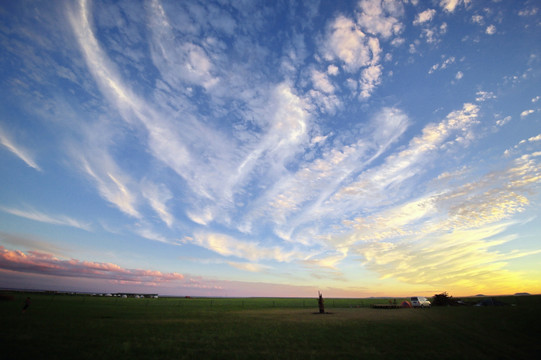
[{"left": 1, "top": 0, "right": 540, "bottom": 298}]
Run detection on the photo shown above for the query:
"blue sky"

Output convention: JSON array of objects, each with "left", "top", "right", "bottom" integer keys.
[{"left": 1, "top": 0, "right": 540, "bottom": 297}]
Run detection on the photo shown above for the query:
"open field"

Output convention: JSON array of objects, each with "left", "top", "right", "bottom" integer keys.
[{"left": 1, "top": 292, "right": 540, "bottom": 359}]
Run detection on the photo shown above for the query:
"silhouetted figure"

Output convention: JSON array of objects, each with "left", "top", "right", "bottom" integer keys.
[
  {"left": 318, "top": 291, "right": 325, "bottom": 314},
  {"left": 22, "top": 297, "right": 31, "bottom": 314}
]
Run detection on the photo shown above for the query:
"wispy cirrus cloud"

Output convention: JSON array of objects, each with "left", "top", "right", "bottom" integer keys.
[
  {"left": 0, "top": 206, "right": 91, "bottom": 231},
  {"left": 46, "top": 0, "right": 541, "bottom": 293},
  {"left": 141, "top": 180, "right": 174, "bottom": 228},
  {"left": 331, "top": 103, "right": 480, "bottom": 211},
  {"left": 240, "top": 106, "right": 410, "bottom": 242},
  {"left": 339, "top": 150, "right": 541, "bottom": 292},
  {"left": 69, "top": 0, "right": 222, "bottom": 221},
  {"left": 360, "top": 150, "right": 541, "bottom": 242},
  {"left": 227, "top": 261, "right": 270, "bottom": 273},
  {"left": 355, "top": 222, "right": 541, "bottom": 293},
  {"left": 69, "top": 137, "right": 141, "bottom": 219},
  {"left": 69, "top": 0, "right": 316, "bottom": 232},
  {"left": 191, "top": 232, "right": 307, "bottom": 264},
  {"left": 0, "top": 124, "right": 41, "bottom": 171}
]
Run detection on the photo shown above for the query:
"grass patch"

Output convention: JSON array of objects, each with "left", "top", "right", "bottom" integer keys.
[{"left": 1, "top": 292, "right": 540, "bottom": 359}]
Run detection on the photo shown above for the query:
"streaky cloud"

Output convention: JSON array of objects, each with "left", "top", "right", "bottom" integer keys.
[
  {"left": 0, "top": 246, "right": 184, "bottom": 283},
  {"left": 0, "top": 124, "right": 41, "bottom": 171},
  {"left": 0, "top": 206, "right": 91, "bottom": 231}
]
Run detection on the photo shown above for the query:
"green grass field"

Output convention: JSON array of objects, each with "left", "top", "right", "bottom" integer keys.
[{"left": 1, "top": 292, "right": 540, "bottom": 359}]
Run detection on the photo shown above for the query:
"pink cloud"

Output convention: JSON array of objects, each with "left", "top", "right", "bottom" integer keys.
[{"left": 0, "top": 247, "right": 183, "bottom": 284}]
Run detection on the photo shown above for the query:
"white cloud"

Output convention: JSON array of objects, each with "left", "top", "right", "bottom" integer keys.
[
  {"left": 308, "top": 89, "right": 341, "bottom": 114},
  {"left": 321, "top": 15, "right": 383, "bottom": 99},
  {"left": 311, "top": 69, "right": 335, "bottom": 94},
  {"left": 302, "top": 248, "right": 349, "bottom": 269},
  {"left": 186, "top": 208, "right": 214, "bottom": 226},
  {"left": 0, "top": 125, "right": 41, "bottom": 171},
  {"left": 391, "top": 37, "right": 405, "bottom": 47},
  {"left": 496, "top": 116, "right": 512, "bottom": 127},
  {"left": 413, "top": 9, "right": 436, "bottom": 25},
  {"left": 356, "top": 0, "right": 404, "bottom": 39},
  {"left": 455, "top": 71, "right": 464, "bottom": 80},
  {"left": 532, "top": 96, "right": 540, "bottom": 103},
  {"left": 440, "top": 22, "right": 448, "bottom": 34},
  {"left": 421, "top": 28, "right": 436, "bottom": 44},
  {"left": 471, "top": 15, "right": 484, "bottom": 24},
  {"left": 507, "top": 135, "right": 541, "bottom": 153},
  {"left": 428, "top": 56, "right": 455, "bottom": 74},
  {"left": 520, "top": 109, "right": 535, "bottom": 118},
  {"left": 418, "top": 18, "right": 448, "bottom": 44},
  {"left": 192, "top": 232, "right": 302, "bottom": 263},
  {"left": 327, "top": 64, "right": 339, "bottom": 75},
  {"left": 528, "top": 134, "right": 541, "bottom": 142},
  {"left": 475, "top": 91, "right": 496, "bottom": 102},
  {"left": 323, "top": 16, "right": 374, "bottom": 72},
  {"left": 485, "top": 25, "right": 496, "bottom": 35},
  {"left": 360, "top": 64, "right": 382, "bottom": 98},
  {"left": 440, "top": 0, "right": 470, "bottom": 13},
  {"left": 518, "top": 7, "right": 538, "bottom": 17}
]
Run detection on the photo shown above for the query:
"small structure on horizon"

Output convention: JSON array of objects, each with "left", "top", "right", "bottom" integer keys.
[{"left": 318, "top": 291, "right": 325, "bottom": 314}]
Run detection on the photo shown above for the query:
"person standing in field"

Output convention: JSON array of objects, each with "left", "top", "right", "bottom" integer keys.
[{"left": 22, "top": 297, "right": 31, "bottom": 314}]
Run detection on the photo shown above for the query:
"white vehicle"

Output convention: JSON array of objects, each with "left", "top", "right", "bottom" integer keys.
[{"left": 411, "top": 296, "right": 431, "bottom": 308}]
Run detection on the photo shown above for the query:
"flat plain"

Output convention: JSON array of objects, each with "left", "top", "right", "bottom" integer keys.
[{"left": 1, "top": 292, "right": 540, "bottom": 359}]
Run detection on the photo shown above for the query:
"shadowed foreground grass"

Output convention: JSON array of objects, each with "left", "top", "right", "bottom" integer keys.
[{"left": 1, "top": 292, "right": 540, "bottom": 359}]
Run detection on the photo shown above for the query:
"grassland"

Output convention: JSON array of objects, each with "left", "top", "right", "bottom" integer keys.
[{"left": 1, "top": 291, "right": 540, "bottom": 359}]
